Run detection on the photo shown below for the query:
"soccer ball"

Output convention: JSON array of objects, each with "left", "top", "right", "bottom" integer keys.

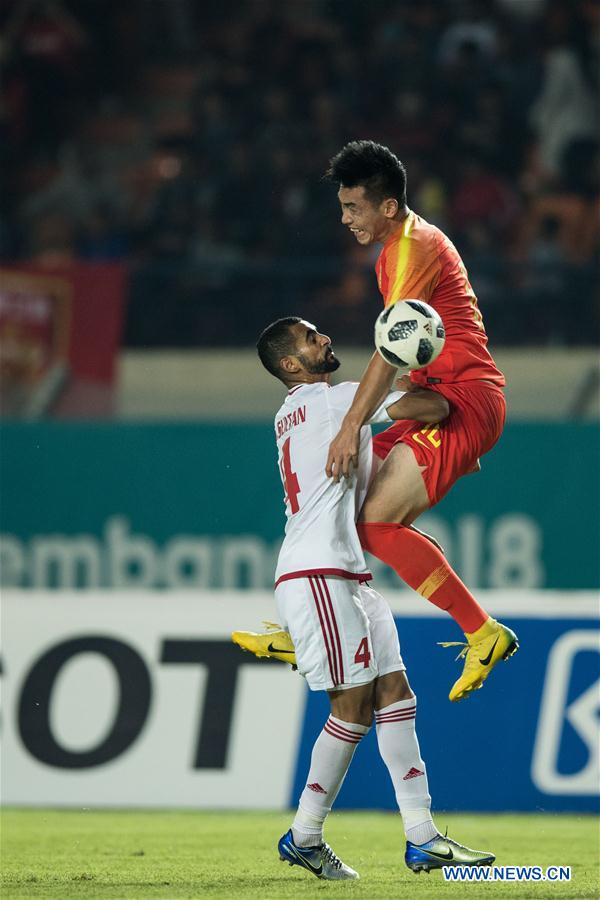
[{"left": 374, "top": 300, "right": 445, "bottom": 371}]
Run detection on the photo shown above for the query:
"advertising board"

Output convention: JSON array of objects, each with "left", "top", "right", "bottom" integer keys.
[
  {"left": 2, "top": 591, "right": 597, "bottom": 813},
  {"left": 1, "top": 422, "right": 599, "bottom": 590}
]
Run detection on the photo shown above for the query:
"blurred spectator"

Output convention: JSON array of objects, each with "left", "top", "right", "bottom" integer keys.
[
  {"left": 1, "top": 0, "right": 89, "bottom": 152},
  {"left": 518, "top": 141, "right": 599, "bottom": 266},
  {"left": 450, "top": 155, "right": 520, "bottom": 248},
  {"left": 318, "top": 267, "right": 378, "bottom": 344},
  {"left": 530, "top": 45, "right": 598, "bottom": 177},
  {"left": 147, "top": 190, "right": 196, "bottom": 261},
  {"left": 438, "top": 1, "right": 498, "bottom": 65},
  {"left": 19, "top": 144, "right": 125, "bottom": 229}
]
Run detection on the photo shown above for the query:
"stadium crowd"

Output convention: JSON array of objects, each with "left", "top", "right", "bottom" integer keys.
[{"left": 1, "top": 0, "right": 598, "bottom": 346}]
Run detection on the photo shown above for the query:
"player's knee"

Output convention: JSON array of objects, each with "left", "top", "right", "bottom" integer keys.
[
  {"left": 351, "top": 706, "right": 373, "bottom": 728},
  {"left": 342, "top": 700, "right": 373, "bottom": 727},
  {"left": 329, "top": 686, "right": 375, "bottom": 727},
  {"left": 375, "top": 670, "right": 414, "bottom": 708},
  {"left": 360, "top": 447, "right": 429, "bottom": 524}
]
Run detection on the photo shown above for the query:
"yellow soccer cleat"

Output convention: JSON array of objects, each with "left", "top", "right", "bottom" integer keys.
[
  {"left": 439, "top": 617, "right": 519, "bottom": 702},
  {"left": 231, "top": 621, "right": 297, "bottom": 667}
]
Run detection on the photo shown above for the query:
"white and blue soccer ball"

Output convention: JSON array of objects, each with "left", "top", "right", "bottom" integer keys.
[{"left": 374, "top": 300, "right": 445, "bottom": 371}]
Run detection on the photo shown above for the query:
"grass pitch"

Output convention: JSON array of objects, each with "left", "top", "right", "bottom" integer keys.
[{"left": 1, "top": 809, "right": 598, "bottom": 899}]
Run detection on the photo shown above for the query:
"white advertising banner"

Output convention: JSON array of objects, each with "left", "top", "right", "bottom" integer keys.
[
  {"left": 2, "top": 590, "right": 597, "bottom": 810},
  {"left": 1, "top": 591, "right": 306, "bottom": 808}
]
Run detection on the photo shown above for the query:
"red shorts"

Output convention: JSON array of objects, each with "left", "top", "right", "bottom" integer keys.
[{"left": 372, "top": 381, "right": 506, "bottom": 506}]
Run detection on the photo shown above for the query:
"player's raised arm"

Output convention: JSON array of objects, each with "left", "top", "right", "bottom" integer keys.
[{"left": 325, "top": 351, "right": 396, "bottom": 481}]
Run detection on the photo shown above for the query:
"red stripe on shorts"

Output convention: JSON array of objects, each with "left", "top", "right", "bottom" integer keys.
[
  {"left": 308, "top": 576, "right": 337, "bottom": 686},
  {"left": 317, "top": 576, "right": 345, "bottom": 684},
  {"left": 312, "top": 576, "right": 342, "bottom": 685}
]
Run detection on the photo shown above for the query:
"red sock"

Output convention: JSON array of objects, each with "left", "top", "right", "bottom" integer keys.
[{"left": 357, "top": 521, "right": 487, "bottom": 633}]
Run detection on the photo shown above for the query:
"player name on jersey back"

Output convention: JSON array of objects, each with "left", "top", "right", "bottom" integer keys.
[{"left": 275, "top": 404, "right": 306, "bottom": 438}]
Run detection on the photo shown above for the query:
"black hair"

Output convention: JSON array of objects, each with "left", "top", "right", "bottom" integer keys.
[
  {"left": 256, "top": 316, "right": 302, "bottom": 380},
  {"left": 325, "top": 140, "right": 407, "bottom": 207}
]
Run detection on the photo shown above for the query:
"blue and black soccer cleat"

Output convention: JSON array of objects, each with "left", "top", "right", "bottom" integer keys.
[
  {"left": 405, "top": 833, "right": 495, "bottom": 874},
  {"left": 278, "top": 829, "right": 359, "bottom": 880}
]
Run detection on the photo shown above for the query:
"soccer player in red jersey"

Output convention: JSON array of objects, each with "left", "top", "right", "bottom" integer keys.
[
  {"left": 323, "top": 141, "right": 518, "bottom": 701},
  {"left": 236, "top": 142, "right": 517, "bottom": 701}
]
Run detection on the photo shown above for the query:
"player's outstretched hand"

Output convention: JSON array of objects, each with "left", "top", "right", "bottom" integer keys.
[{"left": 326, "top": 422, "right": 360, "bottom": 481}]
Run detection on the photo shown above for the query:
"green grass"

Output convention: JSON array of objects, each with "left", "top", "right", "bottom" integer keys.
[{"left": 1, "top": 810, "right": 598, "bottom": 899}]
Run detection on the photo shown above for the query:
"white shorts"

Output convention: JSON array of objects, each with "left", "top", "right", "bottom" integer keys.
[{"left": 275, "top": 575, "right": 405, "bottom": 692}]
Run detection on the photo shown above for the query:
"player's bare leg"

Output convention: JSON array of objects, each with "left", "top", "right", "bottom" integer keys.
[
  {"left": 361, "top": 442, "right": 430, "bottom": 524},
  {"left": 368, "top": 451, "right": 444, "bottom": 551},
  {"left": 358, "top": 443, "right": 518, "bottom": 702}
]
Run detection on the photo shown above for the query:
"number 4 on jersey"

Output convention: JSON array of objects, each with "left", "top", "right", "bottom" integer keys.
[
  {"left": 354, "top": 637, "right": 371, "bottom": 668},
  {"left": 280, "top": 437, "right": 301, "bottom": 513}
]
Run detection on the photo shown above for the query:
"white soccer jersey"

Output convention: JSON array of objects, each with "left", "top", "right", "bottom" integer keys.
[{"left": 273, "top": 381, "right": 403, "bottom": 586}]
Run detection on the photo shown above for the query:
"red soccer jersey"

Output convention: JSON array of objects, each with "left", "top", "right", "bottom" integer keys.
[{"left": 375, "top": 210, "right": 505, "bottom": 386}]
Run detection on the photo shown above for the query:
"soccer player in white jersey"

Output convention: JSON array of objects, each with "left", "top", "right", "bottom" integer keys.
[{"left": 234, "top": 316, "right": 495, "bottom": 881}]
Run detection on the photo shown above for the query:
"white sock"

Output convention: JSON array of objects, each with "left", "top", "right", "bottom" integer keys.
[
  {"left": 402, "top": 809, "right": 439, "bottom": 845},
  {"left": 292, "top": 715, "right": 369, "bottom": 847},
  {"left": 375, "top": 697, "right": 437, "bottom": 845},
  {"left": 291, "top": 804, "right": 326, "bottom": 847}
]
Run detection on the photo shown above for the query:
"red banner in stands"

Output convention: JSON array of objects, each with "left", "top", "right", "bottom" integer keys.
[{"left": 0, "top": 264, "right": 125, "bottom": 417}]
